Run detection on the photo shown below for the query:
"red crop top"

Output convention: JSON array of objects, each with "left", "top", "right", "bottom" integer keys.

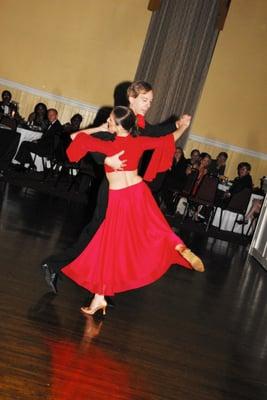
[{"left": 67, "top": 132, "right": 175, "bottom": 181}]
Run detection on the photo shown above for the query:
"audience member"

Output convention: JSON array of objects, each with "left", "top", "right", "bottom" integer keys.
[
  {"left": 187, "top": 149, "right": 200, "bottom": 166},
  {"left": 208, "top": 151, "right": 228, "bottom": 177},
  {"left": 191, "top": 152, "right": 211, "bottom": 195},
  {"left": 27, "top": 103, "right": 49, "bottom": 132},
  {"left": 161, "top": 146, "right": 188, "bottom": 215},
  {"left": 0, "top": 90, "right": 18, "bottom": 116},
  {"left": 227, "top": 162, "right": 253, "bottom": 197},
  {"left": 0, "top": 90, "right": 22, "bottom": 129},
  {"left": 60, "top": 113, "right": 83, "bottom": 152},
  {"left": 14, "top": 108, "right": 62, "bottom": 169}
]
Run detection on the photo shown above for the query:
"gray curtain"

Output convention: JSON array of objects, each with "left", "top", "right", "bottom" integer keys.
[{"left": 135, "top": 0, "right": 225, "bottom": 144}]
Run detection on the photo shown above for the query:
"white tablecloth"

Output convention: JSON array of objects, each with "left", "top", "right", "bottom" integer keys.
[
  {"left": 13, "top": 127, "right": 44, "bottom": 171},
  {"left": 212, "top": 194, "right": 264, "bottom": 234},
  {"left": 217, "top": 182, "right": 232, "bottom": 192}
]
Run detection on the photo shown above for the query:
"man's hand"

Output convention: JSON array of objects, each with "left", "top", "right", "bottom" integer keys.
[{"left": 104, "top": 150, "right": 127, "bottom": 171}]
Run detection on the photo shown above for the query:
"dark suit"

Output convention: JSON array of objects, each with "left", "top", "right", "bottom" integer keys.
[{"left": 15, "top": 120, "right": 62, "bottom": 167}]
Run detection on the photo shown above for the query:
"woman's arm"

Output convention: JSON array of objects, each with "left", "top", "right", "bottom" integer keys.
[
  {"left": 67, "top": 132, "right": 111, "bottom": 162},
  {"left": 172, "top": 115, "right": 191, "bottom": 142}
]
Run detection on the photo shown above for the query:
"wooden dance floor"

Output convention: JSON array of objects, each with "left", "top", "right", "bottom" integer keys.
[{"left": 0, "top": 183, "right": 267, "bottom": 400}]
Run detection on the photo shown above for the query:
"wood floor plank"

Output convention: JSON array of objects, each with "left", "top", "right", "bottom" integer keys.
[{"left": 0, "top": 183, "right": 267, "bottom": 399}]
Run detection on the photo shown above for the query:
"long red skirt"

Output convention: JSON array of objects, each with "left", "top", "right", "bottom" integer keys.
[{"left": 62, "top": 181, "right": 192, "bottom": 295}]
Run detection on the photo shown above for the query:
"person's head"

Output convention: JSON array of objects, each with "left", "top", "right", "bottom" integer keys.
[
  {"left": 237, "top": 162, "right": 251, "bottom": 177},
  {"left": 70, "top": 113, "right": 83, "bottom": 130},
  {"left": 34, "top": 103, "right": 47, "bottom": 118},
  {"left": 190, "top": 149, "right": 200, "bottom": 164},
  {"left": 174, "top": 146, "right": 184, "bottom": 162},
  {"left": 216, "top": 151, "right": 228, "bottom": 166},
  {"left": 107, "top": 106, "right": 139, "bottom": 137},
  {"left": 127, "top": 81, "right": 153, "bottom": 116},
  {"left": 47, "top": 108, "right": 58, "bottom": 123},
  {"left": 113, "top": 81, "right": 132, "bottom": 106},
  {"left": 2, "top": 90, "right": 12, "bottom": 104},
  {"left": 199, "top": 152, "right": 211, "bottom": 168}
]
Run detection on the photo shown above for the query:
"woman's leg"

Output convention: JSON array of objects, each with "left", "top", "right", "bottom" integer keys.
[{"left": 81, "top": 294, "right": 107, "bottom": 315}]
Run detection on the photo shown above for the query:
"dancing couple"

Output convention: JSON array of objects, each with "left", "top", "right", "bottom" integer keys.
[{"left": 42, "top": 82, "right": 204, "bottom": 315}]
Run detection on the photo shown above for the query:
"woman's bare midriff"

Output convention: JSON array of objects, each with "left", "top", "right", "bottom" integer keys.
[{"left": 106, "top": 170, "right": 142, "bottom": 190}]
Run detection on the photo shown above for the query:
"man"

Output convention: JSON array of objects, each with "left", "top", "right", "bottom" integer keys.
[
  {"left": 0, "top": 90, "right": 18, "bottom": 117},
  {"left": 0, "top": 90, "right": 22, "bottom": 129},
  {"left": 15, "top": 109, "right": 62, "bottom": 169},
  {"left": 208, "top": 151, "right": 228, "bottom": 177},
  {"left": 42, "top": 81, "right": 183, "bottom": 293}
]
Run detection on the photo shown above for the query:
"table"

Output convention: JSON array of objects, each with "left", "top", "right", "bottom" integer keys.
[
  {"left": 212, "top": 194, "right": 264, "bottom": 235},
  {"left": 13, "top": 127, "right": 44, "bottom": 171}
]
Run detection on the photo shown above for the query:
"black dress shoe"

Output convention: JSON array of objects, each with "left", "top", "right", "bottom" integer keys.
[{"left": 41, "top": 263, "right": 58, "bottom": 294}]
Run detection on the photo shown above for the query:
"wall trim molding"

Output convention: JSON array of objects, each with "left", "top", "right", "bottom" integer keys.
[
  {"left": 189, "top": 132, "right": 267, "bottom": 161},
  {"left": 0, "top": 78, "right": 99, "bottom": 113}
]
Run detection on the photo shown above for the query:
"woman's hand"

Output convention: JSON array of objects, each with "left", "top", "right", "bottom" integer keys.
[{"left": 173, "top": 114, "right": 191, "bottom": 141}]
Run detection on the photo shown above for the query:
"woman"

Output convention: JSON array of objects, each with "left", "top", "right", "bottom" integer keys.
[
  {"left": 191, "top": 152, "right": 211, "bottom": 196},
  {"left": 161, "top": 146, "right": 188, "bottom": 215},
  {"left": 27, "top": 102, "right": 49, "bottom": 131},
  {"left": 62, "top": 107, "right": 204, "bottom": 315}
]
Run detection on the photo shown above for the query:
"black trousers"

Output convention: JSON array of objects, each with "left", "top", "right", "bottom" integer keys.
[{"left": 43, "top": 178, "right": 109, "bottom": 273}]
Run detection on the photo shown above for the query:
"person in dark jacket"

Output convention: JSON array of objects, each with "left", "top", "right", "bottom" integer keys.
[
  {"left": 15, "top": 109, "right": 62, "bottom": 168},
  {"left": 208, "top": 151, "right": 228, "bottom": 177}
]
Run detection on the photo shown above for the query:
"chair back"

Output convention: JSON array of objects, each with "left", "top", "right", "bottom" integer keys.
[
  {"left": 182, "top": 169, "right": 199, "bottom": 197},
  {"left": 226, "top": 187, "right": 252, "bottom": 214},
  {"left": 193, "top": 174, "right": 218, "bottom": 206}
]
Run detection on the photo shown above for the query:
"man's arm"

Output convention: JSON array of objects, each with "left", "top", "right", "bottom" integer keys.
[{"left": 140, "top": 120, "right": 178, "bottom": 137}]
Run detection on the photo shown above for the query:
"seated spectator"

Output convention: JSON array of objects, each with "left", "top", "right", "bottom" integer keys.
[
  {"left": 27, "top": 103, "right": 49, "bottom": 132},
  {"left": 216, "top": 162, "right": 253, "bottom": 207},
  {"left": 227, "top": 162, "right": 253, "bottom": 197},
  {"left": 191, "top": 152, "right": 212, "bottom": 195},
  {"left": 61, "top": 113, "right": 83, "bottom": 149},
  {"left": 187, "top": 148, "right": 200, "bottom": 167},
  {"left": 161, "top": 146, "right": 188, "bottom": 215},
  {"left": 0, "top": 90, "right": 22, "bottom": 129},
  {"left": 208, "top": 151, "right": 228, "bottom": 177},
  {"left": 14, "top": 108, "right": 62, "bottom": 169},
  {"left": 0, "top": 90, "right": 17, "bottom": 116}
]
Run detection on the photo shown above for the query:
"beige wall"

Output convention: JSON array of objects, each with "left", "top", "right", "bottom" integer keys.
[
  {"left": 0, "top": 0, "right": 151, "bottom": 106},
  {"left": 187, "top": 0, "right": 267, "bottom": 184},
  {"left": 192, "top": 0, "right": 267, "bottom": 152}
]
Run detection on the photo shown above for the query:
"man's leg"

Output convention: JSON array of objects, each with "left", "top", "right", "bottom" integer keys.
[{"left": 42, "top": 178, "right": 109, "bottom": 292}]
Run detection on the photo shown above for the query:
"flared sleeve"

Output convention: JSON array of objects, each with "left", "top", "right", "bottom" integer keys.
[
  {"left": 139, "top": 135, "right": 176, "bottom": 182},
  {"left": 66, "top": 132, "right": 111, "bottom": 162}
]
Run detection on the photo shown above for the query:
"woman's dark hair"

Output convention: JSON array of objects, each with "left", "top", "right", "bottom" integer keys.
[
  {"left": 238, "top": 162, "right": 251, "bottom": 172},
  {"left": 218, "top": 151, "right": 228, "bottom": 159},
  {"left": 113, "top": 106, "right": 139, "bottom": 137},
  {"left": 199, "top": 152, "right": 211, "bottom": 160},
  {"left": 190, "top": 149, "right": 200, "bottom": 157},
  {"left": 34, "top": 102, "right": 47, "bottom": 115}
]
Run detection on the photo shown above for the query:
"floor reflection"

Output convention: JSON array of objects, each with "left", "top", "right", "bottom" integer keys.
[{"left": 29, "top": 294, "right": 131, "bottom": 400}]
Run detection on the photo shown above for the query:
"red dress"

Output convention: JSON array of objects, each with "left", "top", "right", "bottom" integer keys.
[{"left": 62, "top": 133, "right": 192, "bottom": 296}]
